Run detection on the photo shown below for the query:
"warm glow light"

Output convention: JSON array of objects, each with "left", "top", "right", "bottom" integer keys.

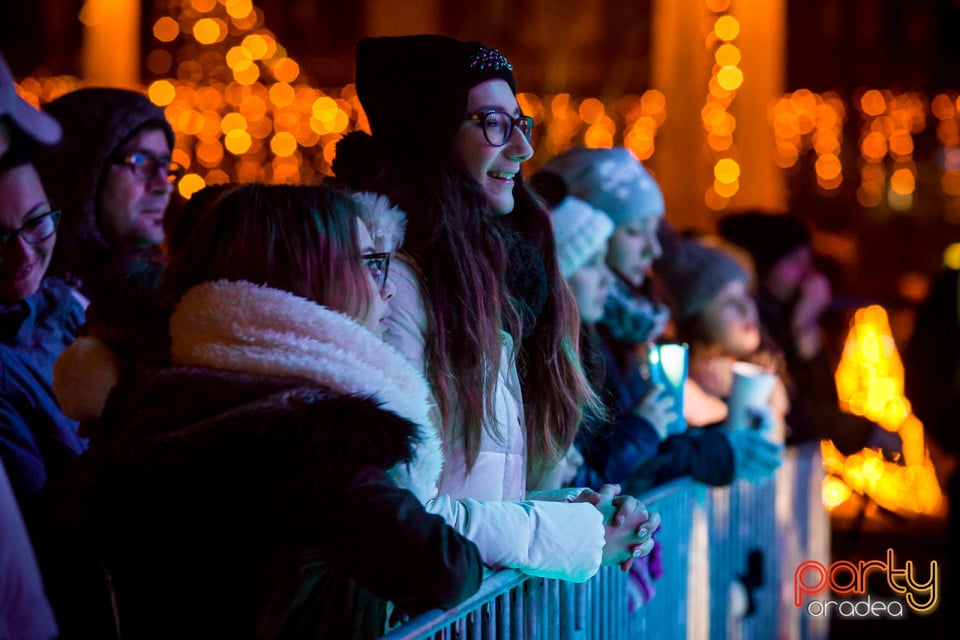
[
  {"left": 226, "top": 0, "right": 254, "bottom": 19},
  {"left": 190, "top": 0, "right": 217, "bottom": 12},
  {"left": 707, "top": 133, "right": 733, "bottom": 151},
  {"left": 932, "top": 93, "right": 955, "bottom": 120},
  {"left": 815, "top": 154, "right": 842, "bottom": 180},
  {"left": 584, "top": 125, "right": 614, "bottom": 148},
  {"left": 714, "top": 178, "right": 739, "bottom": 198},
  {"left": 640, "top": 89, "right": 666, "bottom": 115},
  {"left": 714, "top": 15, "right": 740, "bottom": 42},
  {"left": 177, "top": 109, "right": 205, "bottom": 136},
  {"left": 270, "top": 131, "right": 298, "bottom": 157},
  {"left": 578, "top": 98, "right": 605, "bottom": 123},
  {"left": 240, "top": 34, "right": 266, "bottom": 60},
  {"left": 178, "top": 173, "right": 206, "bottom": 199},
  {"left": 714, "top": 43, "right": 741, "bottom": 67},
  {"left": 196, "top": 140, "right": 224, "bottom": 167},
  {"left": 153, "top": 16, "right": 179, "bottom": 42},
  {"left": 224, "top": 128, "right": 252, "bottom": 154},
  {"left": 861, "top": 131, "right": 887, "bottom": 160},
  {"left": 821, "top": 475, "right": 852, "bottom": 510},
  {"left": 860, "top": 89, "right": 887, "bottom": 116},
  {"left": 812, "top": 132, "right": 840, "bottom": 155},
  {"left": 271, "top": 58, "right": 300, "bottom": 83},
  {"left": 148, "top": 80, "right": 176, "bottom": 107},
  {"left": 233, "top": 64, "right": 260, "bottom": 85},
  {"left": 713, "top": 158, "right": 740, "bottom": 183},
  {"left": 944, "top": 243, "right": 960, "bottom": 269},
  {"left": 193, "top": 18, "right": 222, "bottom": 45},
  {"left": 890, "top": 168, "right": 915, "bottom": 194},
  {"left": 268, "top": 82, "right": 295, "bottom": 107},
  {"left": 704, "top": 187, "right": 730, "bottom": 210},
  {"left": 716, "top": 65, "right": 743, "bottom": 91},
  {"left": 888, "top": 131, "right": 914, "bottom": 157},
  {"left": 226, "top": 46, "right": 253, "bottom": 70}
]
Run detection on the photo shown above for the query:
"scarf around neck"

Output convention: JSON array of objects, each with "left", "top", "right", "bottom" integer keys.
[{"left": 169, "top": 280, "right": 442, "bottom": 503}]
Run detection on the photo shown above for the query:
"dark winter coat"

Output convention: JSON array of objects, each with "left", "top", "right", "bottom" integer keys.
[
  {"left": 0, "top": 276, "right": 85, "bottom": 514},
  {"left": 42, "top": 365, "right": 482, "bottom": 640},
  {"left": 575, "top": 327, "right": 735, "bottom": 494},
  {"left": 37, "top": 280, "right": 482, "bottom": 639}
]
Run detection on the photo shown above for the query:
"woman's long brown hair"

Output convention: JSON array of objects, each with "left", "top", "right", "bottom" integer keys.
[{"left": 334, "top": 149, "right": 599, "bottom": 482}]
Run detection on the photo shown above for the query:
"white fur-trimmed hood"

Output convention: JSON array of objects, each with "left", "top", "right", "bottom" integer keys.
[{"left": 169, "top": 280, "right": 442, "bottom": 503}]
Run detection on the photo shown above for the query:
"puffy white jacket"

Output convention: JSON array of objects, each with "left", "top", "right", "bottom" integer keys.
[{"left": 384, "top": 258, "right": 605, "bottom": 582}]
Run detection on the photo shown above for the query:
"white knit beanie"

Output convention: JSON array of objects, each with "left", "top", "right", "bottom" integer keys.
[
  {"left": 550, "top": 196, "right": 615, "bottom": 278},
  {"left": 541, "top": 147, "right": 665, "bottom": 226}
]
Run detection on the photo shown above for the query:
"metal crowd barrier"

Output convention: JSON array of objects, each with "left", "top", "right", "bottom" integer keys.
[{"left": 384, "top": 444, "right": 828, "bottom": 640}]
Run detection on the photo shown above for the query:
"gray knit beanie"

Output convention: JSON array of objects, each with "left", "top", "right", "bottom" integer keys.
[
  {"left": 549, "top": 196, "right": 614, "bottom": 278},
  {"left": 654, "top": 228, "right": 748, "bottom": 322},
  {"left": 540, "top": 147, "right": 664, "bottom": 226}
]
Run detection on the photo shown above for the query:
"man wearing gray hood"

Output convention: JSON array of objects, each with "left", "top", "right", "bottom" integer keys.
[{"left": 36, "top": 88, "right": 181, "bottom": 298}]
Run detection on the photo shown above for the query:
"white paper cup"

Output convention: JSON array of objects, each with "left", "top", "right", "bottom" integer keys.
[{"left": 725, "top": 361, "right": 777, "bottom": 429}]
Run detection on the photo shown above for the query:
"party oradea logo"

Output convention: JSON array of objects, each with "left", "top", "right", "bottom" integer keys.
[{"left": 794, "top": 549, "right": 938, "bottom": 618}]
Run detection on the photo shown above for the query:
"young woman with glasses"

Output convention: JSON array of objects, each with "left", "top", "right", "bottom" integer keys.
[
  {"left": 0, "top": 143, "right": 86, "bottom": 517},
  {"left": 42, "top": 183, "right": 482, "bottom": 638},
  {"left": 35, "top": 88, "right": 181, "bottom": 298},
  {"left": 332, "top": 35, "right": 659, "bottom": 583}
]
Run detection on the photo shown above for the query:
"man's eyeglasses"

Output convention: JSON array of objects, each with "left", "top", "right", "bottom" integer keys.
[
  {"left": 465, "top": 110, "right": 535, "bottom": 147},
  {"left": 362, "top": 252, "right": 390, "bottom": 290},
  {"left": 112, "top": 152, "right": 185, "bottom": 184},
  {"left": 0, "top": 210, "right": 61, "bottom": 251}
]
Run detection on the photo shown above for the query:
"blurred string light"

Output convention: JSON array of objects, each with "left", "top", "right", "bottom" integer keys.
[
  {"left": 932, "top": 92, "right": 960, "bottom": 224},
  {"left": 854, "top": 89, "right": 926, "bottom": 211},
  {"left": 771, "top": 88, "right": 929, "bottom": 208},
  {"left": 825, "top": 305, "right": 943, "bottom": 516},
  {"left": 9, "top": 0, "right": 960, "bottom": 217},
  {"left": 771, "top": 89, "right": 846, "bottom": 193},
  {"left": 17, "top": 0, "right": 666, "bottom": 195},
  {"left": 703, "top": 0, "right": 743, "bottom": 211}
]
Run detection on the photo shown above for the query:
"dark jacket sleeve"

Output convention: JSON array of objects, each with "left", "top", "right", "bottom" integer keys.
[
  {"left": 0, "top": 395, "right": 49, "bottom": 512},
  {"left": 312, "top": 464, "right": 483, "bottom": 615},
  {"left": 575, "top": 334, "right": 663, "bottom": 488},
  {"left": 627, "top": 427, "right": 736, "bottom": 494}
]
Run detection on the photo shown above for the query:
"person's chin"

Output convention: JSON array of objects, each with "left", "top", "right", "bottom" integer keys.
[
  {"left": 486, "top": 192, "right": 515, "bottom": 215},
  {"left": 1, "top": 274, "right": 42, "bottom": 302}
]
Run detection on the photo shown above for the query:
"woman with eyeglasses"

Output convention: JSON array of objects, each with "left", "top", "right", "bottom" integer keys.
[
  {"left": 0, "top": 144, "right": 86, "bottom": 523},
  {"left": 35, "top": 88, "right": 182, "bottom": 299},
  {"left": 0, "top": 53, "right": 72, "bottom": 640},
  {"left": 332, "top": 35, "right": 658, "bottom": 583},
  {"left": 41, "top": 183, "right": 482, "bottom": 639}
]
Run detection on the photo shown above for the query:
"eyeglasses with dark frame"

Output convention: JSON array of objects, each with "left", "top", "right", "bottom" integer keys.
[
  {"left": 112, "top": 152, "right": 185, "bottom": 184},
  {"left": 0, "top": 210, "right": 62, "bottom": 251},
  {"left": 465, "top": 110, "right": 535, "bottom": 147},
  {"left": 362, "top": 252, "right": 391, "bottom": 290}
]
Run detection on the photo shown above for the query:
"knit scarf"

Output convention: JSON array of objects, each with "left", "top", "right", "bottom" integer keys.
[
  {"left": 169, "top": 280, "right": 443, "bottom": 504},
  {"left": 600, "top": 277, "right": 670, "bottom": 345}
]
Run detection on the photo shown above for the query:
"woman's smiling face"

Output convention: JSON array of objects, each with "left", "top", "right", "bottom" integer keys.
[{"left": 452, "top": 79, "right": 534, "bottom": 214}]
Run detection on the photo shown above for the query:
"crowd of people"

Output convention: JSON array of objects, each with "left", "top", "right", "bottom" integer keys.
[{"left": 1, "top": 31, "right": 950, "bottom": 639}]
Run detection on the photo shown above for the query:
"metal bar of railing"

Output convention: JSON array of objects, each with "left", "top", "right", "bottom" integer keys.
[{"left": 385, "top": 449, "right": 826, "bottom": 640}]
